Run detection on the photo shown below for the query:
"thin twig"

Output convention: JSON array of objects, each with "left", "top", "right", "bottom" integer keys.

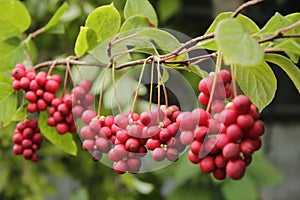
[
  {"left": 259, "top": 21, "right": 300, "bottom": 43},
  {"left": 231, "top": 0, "right": 264, "bottom": 18},
  {"left": 161, "top": 33, "right": 215, "bottom": 60}
]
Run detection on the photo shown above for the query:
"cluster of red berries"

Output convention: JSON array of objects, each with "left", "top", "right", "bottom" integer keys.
[
  {"left": 186, "top": 70, "right": 265, "bottom": 180},
  {"left": 79, "top": 105, "right": 187, "bottom": 174},
  {"left": 12, "top": 119, "right": 43, "bottom": 162},
  {"left": 47, "top": 79, "right": 94, "bottom": 134},
  {"left": 11, "top": 64, "right": 62, "bottom": 113}
]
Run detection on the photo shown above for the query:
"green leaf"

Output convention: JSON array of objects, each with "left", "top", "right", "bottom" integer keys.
[
  {"left": 215, "top": 18, "right": 264, "bottom": 66},
  {"left": 160, "top": 68, "right": 169, "bottom": 84},
  {"left": 90, "top": 38, "right": 132, "bottom": 65},
  {"left": 259, "top": 12, "right": 292, "bottom": 35},
  {"left": 85, "top": 3, "right": 121, "bottom": 43},
  {"left": 221, "top": 174, "right": 258, "bottom": 200},
  {"left": 38, "top": 111, "right": 77, "bottom": 156},
  {"left": 248, "top": 151, "right": 283, "bottom": 186},
  {"left": 120, "top": 174, "right": 154, "bottom": 194},
  {"left": 206, "top": 12, "right": 260, "bottom": 35},
  {"left": 265, "top": 53, "right": 300, "bottom": 93},
  {"left": 0, "top": 0, "right": 31, "bottom": 40},
  {"left": 124, "top": 0, "right": 158, "bottom": 27},
  {"left": 285, "top": 13, "right": 300, "bottom": 44},
  {"left": 12, "top": 104, "right": 27, "bottom": 121},
  {"left": 236, "top": 61, "right": 277, "bottom": 112},
  {"left": 0, "top": 82, "right": 17, "bottom": 126},
  {"left": 120, "top": 28, "right": 182, "bottom": 55},
  {"left": 271, "top": 39, "right": 300, "bottom": 63},
  {"left": 74, "top": 26, "right": 98, "bottom": 56},
  {"left": 157, "top": 0, "right": 181, "bottom": 23},
  {"left": 199, "top": 12, "right": 260, "bottom": 51},
  {"left": 0, "top": 39, "right": 26, "bottom": 72},
  {"left": 185, "top": 65, "right": 209, "bottom": 78},
  {"left": 120, "top": 15, "right": 156, "bottom": 33},
  {"left": 43, "top": 2, "right": 68, "bottom": 31}
]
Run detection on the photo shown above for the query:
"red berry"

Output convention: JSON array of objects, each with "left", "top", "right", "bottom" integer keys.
[
  {"left": 82, "top": 110, "right": 96, "bottom": 125},
  {"left": 188, "top": 150, "right": 201, "bottom": 164},
  {"left": 215, "top": 154, "right": 227, "bottom": 168},
  {"left": 36, "top": 72, "right": 47, "bottom": 86},
  {"left": 199, "top": 156, "right": 215, "bottom": 173},
  {"left": 79, "top": 79, "right": 93, "bottom": 92},
  {"left": 166, "top": 148, "right": 179, "bottom": 162},
  {"left": 198, "top": 77, "right": 213, "bottom": 96},
  {"left": 190, "top": 140, "right": 202, "bottom": 154},
  {"left": 43, "top": 92, "right": 55, "bottom": 104},
  {"left": 37, "top": 99, "right": 48, "bottom": 111},
  {"left": 51, "top": 75, "right": 62, "bottom": 84},
  {"left": 58, "top": 103, "right": 69, "bottom": 115},
  {"left": 226, "top": 159, "right": 246, "bottom": 180},
  {"left": 127, "top": 124, "right": 143, "bottom": 138},
  {"left": 211, "top": 99, "right": 225, "bottom": 114},
  {"left": 152, "top": 147, "right": 166, "bottom": 162},
  {"left": 127, "top": 157, "right": 141, "bottom": 173},
  {"left": 12, "top": 80, "right": 21, "bottom": 90},
  {"left": 81, "top": 93, "right": 95, "bottom": 107},
  {"left": 25, "top": 91, "right": 37, "bottom": 103},
  {"left": 125, "top": 138, "right": 140, "bottom": 153},
  {"left": 198, "top": 92, "right": 209, "bottom": 106},
  {"left": 232, "top": 95, "right": 251, "bottom": 114},
  {"left": 71, "top": 86, "right": 85, "bottom": 100},
  {"left": 12, "top": 134, "right": 23, "bottom": 144},
  {"left": 12, "top": 67, "right": 26, "bottom": 80},
  {"left": 246, "top": 120, "right": 265, "bottom": 139},
  {"left": 80, "top": 126, "right": 95, "bottom": 139},
  {"left": 82, "top": 139, "right": 95, "bottom": 150},
  {"left": 27, "top": 103, "right": 38, "bottom": 113},
  {"left": 216, "top": 134, "right": 231, "bottom": 149},
  {"left": 23, "top": 127, "right": 33, "bottom": 139},
  {"left": 31, "top": 153, "right": 39, "bottom": 162},
  {"left": 219, "top": 70, "right": 232, "bottom": 84},
  {"left": 116, "top": 130, "right": 129, "bottom": 144},
  {"left": 204, "top": 136, "right": 219, "bottom": 154},
  {"left": 194, "top": 126, "right": 208, "bottom": 142},
  {"left": 146, "top": 139, "right": 161, "bottom": 150},
  {"left": 20, "top": 77, "right": 30, "bottom": 89},
  {"left": 213, "top": 168, "right": 226, "bottom": 180},
  {"left": 95, "top": 137, "right": 110, "bottom": 153},
  {"left": 13, "top": 145, "right": 23, "bottom": 155},
  {"left": 159, "top": 128, "right": 171, "bottom": 142},
  {"left": 177, "top": 112, "right": 196, "bottom": 131},
  {"left": 23, "top": 149, "right": 33, "bottom": 160},
  {"left": 45, "top": 79, "right": 59, "bottom": 93},
  {"left": 114, "top": 114, "right": 128, "bottom": 129},
  {"left": 32, "top": 133, "right": 43, "bottom": 144},
  {"left": 113, "top": 160, "right": 127, "bottom": 174},
  {"left": 180, "top": 130, "right": 194, "bottom": 145},
  {"left": 226, "top": 124, "right": 243, "bottom": 142},
  {"left": 222, "top": 143, "right": 240, "bottom": 160},
  {"left": 237, "top": 114, "right": 254, "bottom": 130},
  {"left": 56, "top": 123, "right": 69, "bottom": 134}
]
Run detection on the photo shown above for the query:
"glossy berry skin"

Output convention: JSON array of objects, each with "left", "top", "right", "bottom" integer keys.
[
  {"left": 199, "top": 156, "right": 215, "bottom": 173},
  {"left": 226, "top": 159, "right": 246, "bottom": 180}
]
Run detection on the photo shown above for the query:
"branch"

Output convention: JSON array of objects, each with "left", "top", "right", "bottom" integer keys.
[
  {"left": 34, "top": 58, "right": 107, "bottom": 69},
  {"left": 161, "top": 33, "right": 215, "bottom": 60},
  {"left": 259, "top": 20, "right": 300, "bottom": 43},
  {"left": 231, "top": 0, "right": 264, "bottom": 18}
]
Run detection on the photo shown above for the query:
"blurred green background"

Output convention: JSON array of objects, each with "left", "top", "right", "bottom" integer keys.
[{"left": 1, "top": 0, "right": 299, "bottom": 199}]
